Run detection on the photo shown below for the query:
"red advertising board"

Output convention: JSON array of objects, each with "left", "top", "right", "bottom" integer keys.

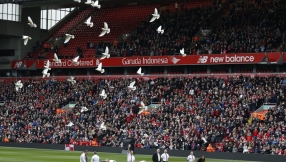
[{"left": 11, "top": 52, "right": 283, "bottom": 69}]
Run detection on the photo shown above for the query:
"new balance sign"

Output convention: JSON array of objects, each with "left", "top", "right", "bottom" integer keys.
[
  {"left": 197, "top": 56, "right": 208, "bottom": 63},
  {"left": 209, "top": 55, "right": 255, "bottom": 63},
  {"left": 11, "top": 52, "right": 282, "bottom": 69}
]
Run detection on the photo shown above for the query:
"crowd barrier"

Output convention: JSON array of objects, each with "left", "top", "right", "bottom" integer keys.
[{"left": 0, "top": 142, "right": 285, "bottom": 162}]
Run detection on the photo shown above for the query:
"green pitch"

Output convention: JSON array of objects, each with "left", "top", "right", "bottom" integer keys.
[{"left": 0, "top": 146, "right": 258, "bottom": 162}]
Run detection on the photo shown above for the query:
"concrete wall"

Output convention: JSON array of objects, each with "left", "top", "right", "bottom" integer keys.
[{"left": 0, "top": 142, "right": 285, "bottom": 162}]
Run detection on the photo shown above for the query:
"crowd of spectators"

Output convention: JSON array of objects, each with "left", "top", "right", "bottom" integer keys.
[
  {"left": 191, "top": 0, "right": 286, "bottom": 54},
  {"left": 1, "top": 75, "right": 286, "bottom": 155},
  {"left": 110, "top": 2, "right": 223, "bottom": 57},
  {"left": 110, "top": 0, "right": 286, "bottom": 57},
  {"left": 26, "top": 0, "right": 286, "bottom": 59}
]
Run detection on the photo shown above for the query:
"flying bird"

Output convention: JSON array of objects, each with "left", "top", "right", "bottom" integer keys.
[
  {"left": 53, "top": 53, "right": 61, "bottom": 63},
  {"left": 44, "top": 60, "right": 51, "bottom": 70},
  {"left": 42, "top": 60, "right": 51, "bottom": 78},
  {"left": 28, "top": 16, "right": 37, "bottom": 28},
  {"left": 180, "top": 48, "right": 186, "bottom": 57},
  {"left": 100, "top": 122, "right": 107, "bottom": 130},
  {"left": 72, "top": 56, "right": 80, "bottom": 66},
  {"left": 202, "top": 137, "right": 207, "bottom": 144},
  {"left": 127, "top": 81, "right": 136, "bottom": 91},
  {"left": 15, "top": 80, "right": 23, "bottom": 91},
  {"left": 157, "top": 26, "right": 164, "bottom": 34},
  {"left": 99, "top": 22, "right": 110, "bottom": 37},
  {"left": 80, "top": 106, "right": 88, "bottom": 113},
  {"left": 67, "top": 76, "right": 76, "bottom": 85},
  {"left": 22, "top": 35, "right": 31, "bottom": 45},
  {"left": 42, "top": 68, "right": 50, "bottom": 78},
  {"left": 64, "top": 34, "right": 75, "bottom": 44},
  {"left": 85, "top": 0, "right": 93, "bottom": 5},
  {"left": 139, "top": 101, "right": 148, "bottom": 114},
  {"left": 74, "top": 0, "right": 81, "bottom": 3},
  {"left": 99, "top": 89, "right": 107, "bottom": 99},
  {"left": 95, "top": 62, "right": 105, "bottom": 73},
  {"left": 66, "top": 122, "right": 74, "bottom": 127},
  {"left": 85, "top": 16, "right": 93, "bottom": 27},
  {"left": 100, "top": 46, "right": 110, "bottom": 60},
  {"left": 91, "top": 0, "right": 101, "bottom": 8},
  {"left": 150, "top": 8, "right": 160, "bottom": 22},
  {"left": 137, "top": 67, "right": 144, "bottom": 76}
]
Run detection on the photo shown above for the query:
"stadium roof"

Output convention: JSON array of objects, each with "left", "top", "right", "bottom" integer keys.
[{"left": 0, "top": 0, "right": 175, "bottom": 7}]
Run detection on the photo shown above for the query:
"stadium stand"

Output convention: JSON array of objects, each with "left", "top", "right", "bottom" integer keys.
[
  {"left": 118, "top": 0, "right": 286, "bottom": 56},
  {"left": 193, "top": 0, "right": 286, "bottom": 54},
  {"left": 1, "top": 75, "right": 286, "bottom": 155},
  {"left": 33, "top": 0, "right": 286, "bottom": 58},
  {"left": 27, "top": 0, "right": 220, "bottom": 59},
  {"left": 114, "top": 0, "right": 218, "bottom": 57},
  {"left": 29, "top": 4, "right": 159, "bottom": 59}
]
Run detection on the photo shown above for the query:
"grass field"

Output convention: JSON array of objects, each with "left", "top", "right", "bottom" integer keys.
[{"left": 0, "top": 146, "right": 259, "bottom": 162}]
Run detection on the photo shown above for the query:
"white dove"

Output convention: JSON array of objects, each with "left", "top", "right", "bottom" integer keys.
[
  {"left": 74, "top": 0, "right": 81, "bottom": 3},
  {"left": 99, "top": 89, "right": 107, "bottom": 99},
  {"left": 42, "top": 68, "right": 50, "bottom": 78},
  {"left": 100, "top": 122, "right": 107, "bottom": 130},
  {"left": 85, "top": 0, "right": 94, "bottom": 5},
  {"left": 150, "top": 8, "right": 160, "bottom": 22},
  {"left": 22, "top": 35, "right": 31, "bottom": 45},
  {"left": 137, "top": 67, "right": 144, "bottom": 76},
  {"left": 139, "top": 101, "right": 148, "bottom": 114},
  {"left": 72, "top": 56, "right": 80, "bottom": 66},
  {"left": 80, "top": 106, "right": 88, "bottom": 113},
  {"left": 202, "top": 137, "right": 207, "bottom": 144},
  {"left": 85, "top": 16, "right": 93, "bottom": 27},
  {"left": 95, "top": 62, "right": 105, "bottom": 73},
  {"left": 42, "top": 60, "right": 51, "bottom": 78},
  {"left": 15, "top": 80, "right": 23, "bottom": 91},
  {"left": 28, "top": 16, "right": 37, "bottom": 28},
  {"left": 91, "top": 0, "right": 101, "bottom": 8},
  {"left": 127, "top": 81, "right": 136, "bottom": 91},
  {"left": 67, "top": 76, "right": 76, "bottom": 85},
  {"left": 66, "top": 122, "right": 74, "bottom": 127},
  {"left": 64, "top": 34, "right": 75, "bottom": 44},
  {"left": 180, "top": 48, "right": 187, "bottom": 57},
  {"left": 44, "top": 60, "right": 51, "bottom": 70},
  {"left": 100, "top": 46, "right": 110, "bottom": 60},
  {"left": 53, "top": 53, "right": 61, "bottom": 63},
  {"left": 157, "top": 26, "right": 164, "bottom": 34},
  {"left": 99, "top": 22, "right": 110, "bottom": 37}
]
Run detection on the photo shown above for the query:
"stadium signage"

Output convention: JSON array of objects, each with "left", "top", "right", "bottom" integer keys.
[
  {"left": 208, "top": 55, "right": 255, "bottom": 63},
  {"left": 11, "top": 52, "right": 283, "bottom": 69},
  {"left": 43, "top": 59, "right": 95, "bottom": 67},
  {"left": 122, "top": 57, "right": 169, "bottom": 65}
]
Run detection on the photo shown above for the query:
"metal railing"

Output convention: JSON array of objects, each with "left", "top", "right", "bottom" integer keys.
[{"left": 1, "top": 73, "right": 286, "bottom": 81}]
